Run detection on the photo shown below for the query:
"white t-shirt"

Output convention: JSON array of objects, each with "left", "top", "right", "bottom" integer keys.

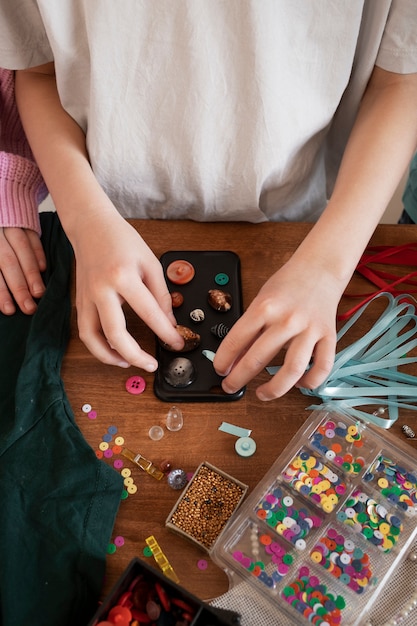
[{"left": 0, "top": 1, "right": 416, "bottom": 223}]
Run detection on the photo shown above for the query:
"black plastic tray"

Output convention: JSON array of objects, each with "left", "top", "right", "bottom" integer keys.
[{"left": 154, "top": 250, "right": 245, "bottom": 402}]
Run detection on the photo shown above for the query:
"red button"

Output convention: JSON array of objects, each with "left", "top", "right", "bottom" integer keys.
[
  {"left": 125, "top": 375, "right": 146, "bottom": 395},
  {"left": 166, "top": 260, "right": 195, "bottom": 285}
]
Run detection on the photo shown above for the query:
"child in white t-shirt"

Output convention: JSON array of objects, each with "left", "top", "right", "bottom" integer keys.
[{"left": 1, "top": 2, "right": 417, "bottom": 400}]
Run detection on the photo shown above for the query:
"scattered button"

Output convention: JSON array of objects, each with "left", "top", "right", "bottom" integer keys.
[
  {"left": 207, "top": 289, "right": 232, "bottom": 311},
  {"left": 170, "top": 291, "right": 184, "bottom": 308},
  {"left": 114, "top": 536, "right": 125, "bottom": 547},
  {"left": 82, "top": 403, "right": 92, "bottom": 413},
  {"left": 235, "top": 436, "right": 257, "bottom": 457},
  {"left": 215, "top": 272, "right": 229, "bottom": 285},
  {"left": 211, "top": 323, "right": 230, "bottom": 338},
  {"left": 197, "top": 559, "right": 208, "bottom": 570},
  {"left": 125, "top": 375, "right": 146, "bottom": 395},
  {"left": 167, "top": 468, "right": 188, "bottom": 489},
  {"left": 163, "top": 357, "right": 196, "bottom": 387},
  {"left": 189, "top": 308, "right": 205, "bottom": 323},
  {"left": 166, "top": 260, "right": 195, "bottom": 285}
]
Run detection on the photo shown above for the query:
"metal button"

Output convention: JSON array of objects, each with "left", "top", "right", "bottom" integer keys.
[
  {"left": 163, "top": 357, "right": 196, "bottom": 387},
  {"left": 167, "top": 468, "right": 188, "bottom": 489}
]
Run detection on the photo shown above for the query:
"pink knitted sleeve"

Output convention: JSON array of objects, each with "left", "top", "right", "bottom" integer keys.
[{"left": 0, "top": 69, "right": 48, "bottom": 236}]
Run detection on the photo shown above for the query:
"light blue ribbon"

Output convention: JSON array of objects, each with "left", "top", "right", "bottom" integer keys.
[{"left": 270, "top": 293, "right": 417, "bottom": 428}]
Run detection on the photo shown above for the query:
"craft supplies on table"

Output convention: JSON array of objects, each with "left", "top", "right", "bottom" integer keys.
[{"left": 210, "top": 405, "right": 417, "bottom": 626}]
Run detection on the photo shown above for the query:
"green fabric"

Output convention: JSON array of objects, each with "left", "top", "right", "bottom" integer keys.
[
  {"left": 402, "top": 152, "right": 417, "bottom": 223},
  {"left": 0, "top": 213, "right": 123, "bottom": 626}
]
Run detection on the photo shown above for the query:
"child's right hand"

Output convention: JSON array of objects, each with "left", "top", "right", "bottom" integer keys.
[
  {"left": 0, "top": 227, "right": 46, "bottom": 315},
  {"left": 71, "top": 211, "right": 184, "bottom": 370}
]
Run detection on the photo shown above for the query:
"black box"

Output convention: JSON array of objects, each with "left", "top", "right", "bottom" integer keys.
[{"left": 89, "top": 556, "right": 240, "bottom": 625}]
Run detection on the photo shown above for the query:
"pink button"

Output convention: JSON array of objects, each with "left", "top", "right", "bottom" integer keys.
[
  {"left": 114, "top": 535, "right": 125, "bottom": 547},
  {"left": 125, "top": 375, "right": 146, "bottom": 395}
]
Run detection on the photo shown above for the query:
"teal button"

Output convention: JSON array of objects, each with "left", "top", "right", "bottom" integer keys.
[
  {"left": 215, "top": 272, "right": 229, "bottom": 285},
  {"left": 235, "top": 436, "right": 256, "bottom": 457}
]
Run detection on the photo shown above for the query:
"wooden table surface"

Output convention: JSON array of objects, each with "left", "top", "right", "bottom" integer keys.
[{"left": 61, "top": 220, "right": 417, "bottom": 604}]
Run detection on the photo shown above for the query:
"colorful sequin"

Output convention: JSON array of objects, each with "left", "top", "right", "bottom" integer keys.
[
  {"left": 282, "top": 450, "right": 347, "bottom": 513},
  {"left": 337, "top": 488, "right": 403, "bottom": 552},
  {"left": 256, "top": 485, "right": 322, "bottom": 550},
  {"left": 311, "top": 420, "right": 366, "bottom": 475},
  {"left": 310, "top": 527, "right": 375, "bottom": 594},
  {"left": 282, "top": 566, "right": 346, "bottom": 625},
  {"left": 232, "top": 529, "right": 294, "bottom": 589},
  {"left": 364, "top": 455, "right": 417, "bottom": 516}
]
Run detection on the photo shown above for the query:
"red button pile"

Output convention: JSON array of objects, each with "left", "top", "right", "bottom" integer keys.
[{"left": 96, "top": 574, "right": 197, "bottom": 625}]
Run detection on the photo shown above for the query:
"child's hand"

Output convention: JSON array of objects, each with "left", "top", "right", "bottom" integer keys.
[
  {"left": 0, "top": 227, "right": 46, "bottom": 315},
  {"left": 71, "top": 212, "right": 184, "bottom": 370},
  {"left": 214, "top": 257, "right": 341, "bottom": 400}
]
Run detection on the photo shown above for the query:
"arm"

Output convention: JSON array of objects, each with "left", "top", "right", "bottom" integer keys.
[
  {"left": 15, "top": 63, "right": 183, "bottom": 368},
  {"left": 0, "top": 68, "right": 48, "bottom": 315},
  {"left": 215, "top": 66, "right": 417, "bottom": 399}
]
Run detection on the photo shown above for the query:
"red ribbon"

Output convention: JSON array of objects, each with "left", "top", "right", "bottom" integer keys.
[{"left": 338, "top": 243, "right": 417, "bottom": 320}]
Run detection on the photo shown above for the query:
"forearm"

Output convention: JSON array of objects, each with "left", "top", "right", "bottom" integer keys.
[
  {"left": 15, "top": 64, "right": 115, "bottom": 244},
  {"left": 0, "top": 69, "right": 45, "bottom": 234},
  {"left": 293, "top": 67, "right": 417, "bottom": 286}
]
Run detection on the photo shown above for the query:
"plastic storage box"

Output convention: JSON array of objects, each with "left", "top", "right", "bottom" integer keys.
[{"left": 210, "top": 405, "right": 417, "bottom": 625}]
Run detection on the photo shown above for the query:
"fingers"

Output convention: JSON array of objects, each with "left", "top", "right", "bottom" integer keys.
[
  {"left": 8, "top": 230, "right": 46, "bottom": 299},
  {"left": 77, "top": 296, "right": 140, "bottom": 368},
  {"left": 214, "top": 312, "right": 264, "bottom": 377},
  {"left": 27, "top": 229, "right": 47, "bottom": 273},
  {"left": 0, "top": 272, "right": 17, "bottom": 315},
  {"left": 255, "top": 333, "right": 335, "bottom": 401},
  {"left": 122, "top": 273, "right": 185, "bottom": 351},
  {"left": 77, "top": 280, "right": 184, "bottom": 370},
  {"left": 141, "top": 258, "right": 179, "bottom": 328},
  {"left": 296, "top": 335, "right": 336, "bottom": 390},
  {"left": 0, "top": 228, "right": 46, "bottom": 315},
  {"left": 215, "top": 314, "right": 336, "bottom": 401}
]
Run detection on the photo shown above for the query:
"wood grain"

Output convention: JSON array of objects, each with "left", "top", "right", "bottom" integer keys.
[{"left": 61, "top": 221, "right": 417, "bottom": 601}]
